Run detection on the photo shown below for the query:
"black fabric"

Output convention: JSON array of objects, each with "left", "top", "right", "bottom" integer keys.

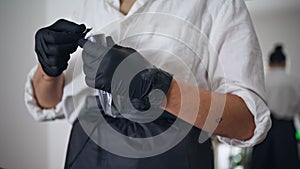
[
  {"left": 65, "top": 114, "right": 214, "bottom": 169},
  {"left": 251, "top": 115, "right": 300, "bottom": 169},
  {"left": 35, "top": 19, "right": 87, "bottom": 77}
]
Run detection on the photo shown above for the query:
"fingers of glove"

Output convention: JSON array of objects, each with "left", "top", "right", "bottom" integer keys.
[
  {"left": 78, "top": 38, "right": 88, "bottom": 48},
  {"left": 40, "top": 59, "right": 68, "bottom": 77},
  {"left": 129, "top": 71, "right": 152, "bottom": 99},
  {"left": 48, "top": 19, "right": 86, "bottom": 33},
  {"left": 40, "top": 55, "right": 67, "bottom": 73},
  {"left": 36, "top": 38, "right": 71, "bottom": 68},
  {"left": 85, "top": 76, "right": 96, "bottom": 88},
  {"left": 47, "top": 55, "right": 70, "bottom": 67},
  {"left": 86, "top": 34, "right": 114, "bottom": 47},
  {"left": 35, "top": 35, "right": 48, "bottom": 60},
  {"left": 38, "top": 37, "right": 73, "bottom": 66},
  {"left": 131, "top": 98, "right": 151, "bottom": 111},
  {"left": 36, "top": 28, "right": 83, "bottom": 45},
  {"left": 95, "top": 78, "right": 110, "bottom": 92},
  {"left": 80, "top": 39, "right": 108, "bottom": 57},
  {"left": 82, "top": 55, "right": 101, "bottom": 80},
  {"left": 106, "top": 36, "right": 115, "bottom": 47},
  {"left": 88, "top": 34, "right": 107, "bottom": 46},
  {"left": 44, "top": 43, "right": 78, "bottom": 56},
  {"left": 85, "top": 76, "right": 107, "bottom": 91}
]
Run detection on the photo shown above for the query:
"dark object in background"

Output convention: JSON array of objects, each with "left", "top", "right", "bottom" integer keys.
[{"left": 269, "top": 44, "right": 286, "bottom": 64}]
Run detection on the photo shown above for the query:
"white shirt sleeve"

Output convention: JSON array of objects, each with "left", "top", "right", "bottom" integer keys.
[
  {"left": 24, "top": 65, "right": 65, "bottom": 121},
  {"left": 209, "top": 0, "right": 272, "bottom": 147},
  {"left": 216, "top": 85, "right": 271, "bottom": 147},
  {"left": 24, "top": 50, "right": 97, "bottom": 124}
]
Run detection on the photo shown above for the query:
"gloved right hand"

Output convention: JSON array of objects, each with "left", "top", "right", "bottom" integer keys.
[
  {"left": 80, "top": 36, "right": 173, "bottom": 112},
  {"left": 35, "top": 19, "right": 87, "bottom": 77}
]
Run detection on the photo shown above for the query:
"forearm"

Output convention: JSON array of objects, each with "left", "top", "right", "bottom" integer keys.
[
  {"left": 164, "top": 79, "right": 255, "bottom": 141},
  {"left": 32, "top": 64, "right": 64, "bottom": 109}
]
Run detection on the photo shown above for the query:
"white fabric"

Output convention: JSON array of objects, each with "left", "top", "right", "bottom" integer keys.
[
  {"left": 265, "top": 68, "right": 300, "bottom": 120},
  {"left": 24, "top": 0, "right": 271, "bottom": 147}
]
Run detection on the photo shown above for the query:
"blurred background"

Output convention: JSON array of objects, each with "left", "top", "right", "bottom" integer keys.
[{"left": 0, "top": 0, "right": 299, "bottom": 168}]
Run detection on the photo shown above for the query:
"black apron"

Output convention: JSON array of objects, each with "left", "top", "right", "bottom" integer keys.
[
  {"left": 64, "top": 103, "right": 214, "bottom": 169},
  {"left": 251, "top": 114, "right": 300, "bottom": 169}
]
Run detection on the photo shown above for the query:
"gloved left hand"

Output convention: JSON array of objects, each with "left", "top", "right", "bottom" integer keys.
[
  {"left": 79, "top": 36, "right": 173, "bottom": 111},
  {"left": 35, "top": 19, "right": 88, "bottom": 77}
]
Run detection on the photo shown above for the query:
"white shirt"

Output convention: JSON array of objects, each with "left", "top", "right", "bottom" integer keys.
[
  {"left": 24, "top": 0, "right": 271, "bottom": 147},
  {"left": 265, "top": 68, "right": 300, "bottom": 120}
]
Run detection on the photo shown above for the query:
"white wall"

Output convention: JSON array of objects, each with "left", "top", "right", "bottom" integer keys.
[
  {"left": 246, "top": 0, "right": 300, "bottom": 77},
  {"left": 0, "top": 1, "right": 49, "bottom": 169},
  {"left": 0, "top": 0, "right": 79, "bottom": 169}
]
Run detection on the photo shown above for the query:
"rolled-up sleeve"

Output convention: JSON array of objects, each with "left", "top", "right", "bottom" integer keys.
[
  {"left": 24, "top": 65, "right": 65, "bottom": 121},
  {"left": 209, "top": 0, "right": 271, "bottom": 147},
  {"left": 216, "top": 84, "right": 271, "bottom": 147}
]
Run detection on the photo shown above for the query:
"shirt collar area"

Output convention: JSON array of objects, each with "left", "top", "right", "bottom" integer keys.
[{"left": 105, "top": 0, "right": 150, "bottom": 16}]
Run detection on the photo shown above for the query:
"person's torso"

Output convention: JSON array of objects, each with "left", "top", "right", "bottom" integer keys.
[
  {"left": 266, "top": 69, "right": 300, "bottom": 119},
  {"left": 64, "top": 0, "right": 226, "bottom": 122}
]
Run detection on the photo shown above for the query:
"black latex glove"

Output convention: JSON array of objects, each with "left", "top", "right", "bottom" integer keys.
[
  {"left": 35, "top": 19, "right": 87, "bottom": 77},
  {"left": 79, "top": 37, "right": 173, "bottom": 111}
]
